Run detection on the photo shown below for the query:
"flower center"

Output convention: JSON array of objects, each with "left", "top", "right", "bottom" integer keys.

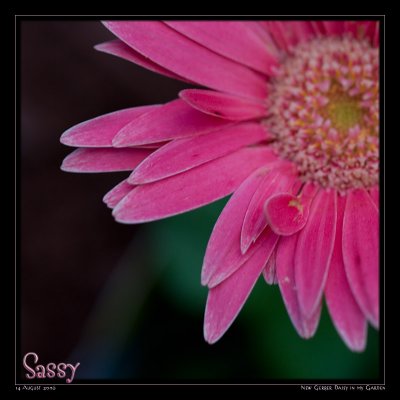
[{"left": 265, "top": 37, "right": 379, "bottom": 191}]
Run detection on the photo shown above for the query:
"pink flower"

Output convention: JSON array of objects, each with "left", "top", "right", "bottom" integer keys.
[{"left": 61, "top": 21, "right": 379, "bottom": 352}]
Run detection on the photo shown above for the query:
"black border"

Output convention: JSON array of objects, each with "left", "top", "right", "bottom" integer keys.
[{"left": 13, "top": 15, "right": 387, "bottom": 392}]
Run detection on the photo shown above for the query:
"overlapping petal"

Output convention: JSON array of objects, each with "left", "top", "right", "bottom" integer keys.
[
  {"left": 103, "top": 21, "right": 267, "bottom": 99},
  {"left": 113, "top": 147, "right": 273, "bottom": 223},
  {"left": 202, "top": 166, "right": 276, "bottom": 288},
  {"left": 129, "top": 122, "right": 269, "bottom": 184},
  {"left": 325, "top": 195, "right": 367, "bottom": 352}
]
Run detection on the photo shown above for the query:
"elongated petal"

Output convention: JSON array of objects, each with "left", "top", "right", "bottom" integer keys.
[
  {"left": 202, "top": 166, "right": 274, "bottom": 288},
  {"left": 322, "top": 21, "right": 345, "bottom": 36},
  {"left": 60, "top": 105, "right": 159, "bottom": 147},
  {"left": 179, "top": 89, "right": 267, "bottom": 121},
  {"left": 113, "top": 147, "right": 272, "bottom": 223},
  {"left": 295, "top": 189, "right": 337, "bottom": 318},
  {"left": 129, "top": 123, "right": 270, "bottom": 184},
  {"left": 95, "top": 40, "right": 191, "bottom": 83},
  {"left": 373, "top": 23, "right": 380, "bottom": 47},
  {"left": 165, "top": 21, "right": 279, "bottom": 75},
  {"left": 310, "top": 21, "right": 327, "bottom": 36},
  {"left": 276, "top": 234, "right": 321, "bottom": 338},
  {"left": 112, "top": 99, "right": 232, "bottom": 147},
  {"left": 61, "top": 148, "right": 151, "bottom": 173},
  {"left": 344, "top": 21, "right": 379, "bottom": 43},
  {"left": 103, "top": 179, "right": 135, "bottom": 209},
  {"left": 252, "top": 22, "right": 280, "bottom": 57},
  {"left": 204, "top": 228, "right": 278, "bottom": 344},
  {"left": 325, "top": 195, "right": 367, "bottom": 352},
  {"left": 263, "top": 248, "right": 277, "bottom": 285},
  {"left": 369, "top": 186, "right": 379, "bottom": 210},
  {"left": 103, "top": 21, "right": 267, "bottom": 99},
  {"left": 265, "top": 21, "right": 316, "bottom": 52},
  {"left": 240, "top": 164, "right": 296, "bottom": 253},
  {"left": 343, "top": 189, "right": 379, "bottom": 328}
]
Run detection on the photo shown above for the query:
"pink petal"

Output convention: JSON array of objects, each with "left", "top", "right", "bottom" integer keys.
[
  {"left": 112, "top": 99, "right": 233, "bottom": 147},
  {"left": 263, "top": 248, "right": 277, "bottom": 285},
  {"left": 60, "top": 105, "right": 159, "bottom": 147},
  {"left": 164, "top": 21, "right": 279, "bottom": 75},
  {"left": 113, "top": 147, "right": 273, "bottom": 224},
  {"left": 342, "top": 189, "right": 379, "bottom": 328},
  {"left": 373, "top": 22, "right": 380, "bottom": 47},
  {"left": 132, "top": 142, "right": 168, "bottom": 149},
  {"left": 295, "top": 189, "right": 337, "bottom": 318},
  {"left": 202, "top": 166, "right": 277, "bottom": 288},
  {"left": 103, "top": 21, "right": 267, "bottom": 100},
  {"left": 95, "top": 40, "right": 191, "bottom": 83},
  {"left": 179, "top": 89, "right": 267, "bottom": 121},
  {"left": 276, "top": 234, "right": 321, "bottom": 338},
  {"left": 264, "top": 183, "right": 318, "bottom": 236},
  {"left": 240, "top": 164, "right": 296, "bottom": 254},
  {"left": 322, "top": 21, "right": 345, "bottom": 36},
  {"left": 250, "top": 22, "right": 280, "bottom": 58},
  {"left": 310, "top": 21, "right": 327, "bottom": 36},
  {"left": 129, "top": 122, "right": 270, "bottom": 184},
  {"left": 265, "top": 21, "right": 316, "bottom": 52},
  {"left": 362, "top": 21, "right": 379, "bottom": 44},
  {"left": 291, "top": 21, "right": 317, "bottom": 42},
  {"left": 204, "top": 228, "right": 279, "bottom": 344},
  {"left": 369, "top": 186, "right": 379, "bottom": 210},
  {"left": 325, "top": 194, "right": 367, "bottom": 352},
  {"left": 344, "top": 21, "right": 379, "bottom": 43},
  {"left": 103, "top": 179, "right": 135, "bottom": 209},
  {"left": 60, "top": 148, "right": 152, "bottom": 173}
]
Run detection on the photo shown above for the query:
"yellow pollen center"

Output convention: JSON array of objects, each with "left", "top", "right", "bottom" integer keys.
[{"left": 324, "top": 86, "right": 364, "bottom": 132}]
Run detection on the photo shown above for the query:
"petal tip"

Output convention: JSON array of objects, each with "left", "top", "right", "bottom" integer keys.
[
  {"left": 300, "top": 327, "right": 317, "bottom": 340},
  {"left": 111, "top": 135, "right": 126, "bottom": 148},
  {"left": 337, "top": 322, "right": 367, "bottom": 353},
  {"left": 112, "top": 200, "right": 144, "bottom": 225},
  {"left": 101, "top": 21, "right": 112, "bottom": 29},
  {"left": 94, "top": 42, "right": 106, "bottom": 52},
  {"left": 240, "top": 237, "right": 252, "bottom": 255},
  {"left": 102, "top": 192, "right": 115, "bottom": 209},
  {"left": 203, "top": 323, "right": 222, "bottom": 345},
  {"left": 206, "top": 275, "right": 224, "bottom": 289},
  {"left": 127, "top": 170, "right": 144, "bottom": 185},
  {"left": 112, "top": 204, "right": 130, "bottom": 223},
  {"left": 347, "top": 338, "right": 367, "bottom": 353},
  {"left": 200, "top": 269, "right": 210, "bottom": 287},
  {"left": 60, "top": 128, "right": 76, "bottom": 147},
  {"left": 60, "top": 153, "right": 80, "bottom": 173},
  {"left": 60, "top": 161, "right": 69, "bottom": 172}
]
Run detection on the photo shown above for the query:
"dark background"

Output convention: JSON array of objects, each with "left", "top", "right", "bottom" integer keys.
[{"left": 20, "top": 20, "right": 379, "bottom": 382}]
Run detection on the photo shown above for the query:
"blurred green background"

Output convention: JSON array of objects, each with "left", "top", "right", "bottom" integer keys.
[{"left": 70, "top": 198, "right": 379, "bottom": 381}]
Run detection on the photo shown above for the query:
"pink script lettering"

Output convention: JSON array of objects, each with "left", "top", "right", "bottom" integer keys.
[{"left": 23, "top": 352, "right": 80, "bottom": 383}]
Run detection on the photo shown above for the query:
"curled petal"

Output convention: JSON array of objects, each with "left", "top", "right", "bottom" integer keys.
[{"left": 264, "top": 183, "right": 318, "bottom": 236}]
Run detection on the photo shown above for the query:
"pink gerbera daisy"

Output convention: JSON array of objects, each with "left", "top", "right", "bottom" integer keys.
[{"left": 61, "top": 20, "right": 380, "bottom": 352}]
